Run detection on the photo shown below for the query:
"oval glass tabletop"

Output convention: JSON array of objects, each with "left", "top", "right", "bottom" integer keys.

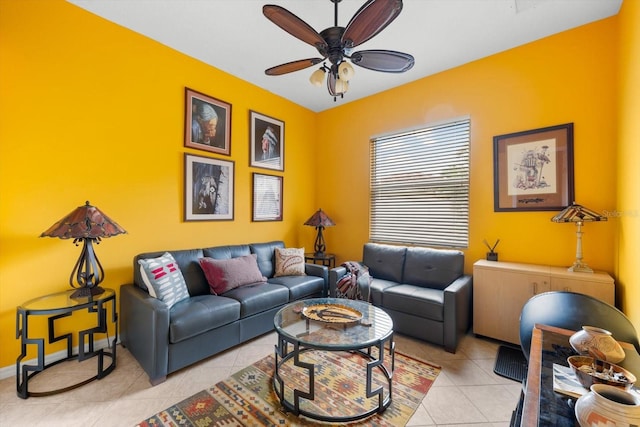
[{"left": 19, "top": 288, "right": 115, "bottom": 312}]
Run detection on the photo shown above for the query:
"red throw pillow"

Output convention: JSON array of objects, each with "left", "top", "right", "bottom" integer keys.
[{"left": 199, "top": 254, "right": 267, "bottom": 295}]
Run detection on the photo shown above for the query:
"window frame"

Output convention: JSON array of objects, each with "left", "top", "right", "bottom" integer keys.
[{"left": 369, "top": 117, "right": 471, "bottom": 249}]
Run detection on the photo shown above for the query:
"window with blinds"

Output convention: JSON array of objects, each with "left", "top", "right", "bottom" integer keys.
[{"left": 369, "top": 118, "right": 470, "bottom": 248}]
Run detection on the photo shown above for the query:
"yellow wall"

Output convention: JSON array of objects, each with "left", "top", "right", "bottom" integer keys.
[
  {"left": 0, "top": 0, "right": 319, "bottom": 367},
  {"left": 1, "top": 0, "right": 637, "bottom": 369},
  {"left": 317, "top": 18, "right": 618, "bottom": 273},
  {"left": 617, "top": 0, "right": 640, "bottom": 326}
]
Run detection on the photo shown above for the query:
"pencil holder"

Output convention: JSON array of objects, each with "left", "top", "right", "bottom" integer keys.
[{"left": 486, "top": 252, "right": 498, "bottom": 261}]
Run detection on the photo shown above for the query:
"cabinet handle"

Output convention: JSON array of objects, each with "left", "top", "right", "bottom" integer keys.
[{"left": 532, "top": 282, "right": 537, "bottom": 294}]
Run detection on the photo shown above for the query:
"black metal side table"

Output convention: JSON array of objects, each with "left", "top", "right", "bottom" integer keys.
[
  {"left": 15, "top": 288, "right": 118, "bottom": 398},
  {"left": 304, "top": 253, "right": 336, "bottom": 268}
]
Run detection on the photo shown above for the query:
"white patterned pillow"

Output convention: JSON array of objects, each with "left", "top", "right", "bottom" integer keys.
[
  {"left": 274, "top": 247, "right": 306, "bottom": 277},
  {"left": 138, "top": 252, "right": 190, "bottom": 308}
]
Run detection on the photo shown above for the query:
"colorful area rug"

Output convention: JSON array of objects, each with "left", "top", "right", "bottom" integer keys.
[{"left": 137, "top": 349, "right": 440, "bottom": 426}]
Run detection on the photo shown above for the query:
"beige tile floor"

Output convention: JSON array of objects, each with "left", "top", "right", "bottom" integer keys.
[{"left": 0, "top": 332, "right": 522, "bottom": 426}]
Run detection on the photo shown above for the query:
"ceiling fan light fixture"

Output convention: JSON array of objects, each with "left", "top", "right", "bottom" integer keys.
[
  {"left": 264, "top": 0, "right": 413, "bottom": 101},
  {"left": 338, "top": 60, "right": 354, "bottom": 80},
  {"left": 309, "top": 67, "right": 326, "bottom": 86},
  {"left": 334, "top": 77, "right": 348, "bottom": 94}
]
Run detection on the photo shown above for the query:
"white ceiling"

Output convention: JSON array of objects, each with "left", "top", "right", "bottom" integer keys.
[{"left": 67, "top": 0, "right": 621, "bottom": 112}]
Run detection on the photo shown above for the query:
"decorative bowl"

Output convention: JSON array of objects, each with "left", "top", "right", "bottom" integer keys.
[
  {"left": 568, "top": 355, "right": 636, "bottom": 390},
  {"left": 302, "top": 303, "right": 363, "bottom": 324},
  {"left": 569, "top": 326, "right": 626, "bottom": 363},
  {"left": 575, "top": 384, "right": 640, "bottom": 427}
]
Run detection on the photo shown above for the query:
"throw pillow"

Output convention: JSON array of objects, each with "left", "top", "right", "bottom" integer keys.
[
  {"left": 199, "top": 254, "right": 267, "bottom": 295},
  {"left": 138, "top": 252, "right": 190, "bottom": 308},
  {"left": 274, "top": 247, "right": 306, "bottom": 277}
]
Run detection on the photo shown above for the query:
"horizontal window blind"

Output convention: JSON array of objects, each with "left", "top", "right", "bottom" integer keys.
[{"left": 370, "top": 118, "right": 470, "bottom": 248}]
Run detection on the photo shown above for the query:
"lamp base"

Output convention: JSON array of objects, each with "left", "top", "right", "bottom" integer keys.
[
  {"left": 70, "top": 286, "right": 105, "bottom": 299},
  {"left": 313, "top": 226, "right": 327, "bottom": 258},
  {"left": 568, "top": 262, "right": 594, "bottom": 273}
]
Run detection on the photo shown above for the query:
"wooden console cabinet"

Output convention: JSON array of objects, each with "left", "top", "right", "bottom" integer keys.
[{"left": 473, "top": 260, "right": 615, "bottom": 345}]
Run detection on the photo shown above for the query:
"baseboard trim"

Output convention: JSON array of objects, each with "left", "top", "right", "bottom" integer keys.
[{"left": 0, "top": 337, "right": 116, "bottom": 381}]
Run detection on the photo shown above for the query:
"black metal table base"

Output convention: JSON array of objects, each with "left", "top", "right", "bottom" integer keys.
[
  {"left": 15, "top": 291, "right": 118, "bottom": 399},
  {"left": 273, "top": 335, "right": 395, "bottom": 422},
  {"left": 16, "top": 349, "right": 116, "bottom": 398}
]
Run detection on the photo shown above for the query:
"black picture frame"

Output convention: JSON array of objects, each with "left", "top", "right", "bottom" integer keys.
[
  {"left": 184, "top": 154, "right": 234, "bottom": 221},
  {"left": 250, "top": 110, "right": 284, "bottom": 171},
  {"left": 252, "top": 173, "right": 283, "bottom": 222},
  {"left": 493, "top": 123, "right": 574, "bottom": 211}
]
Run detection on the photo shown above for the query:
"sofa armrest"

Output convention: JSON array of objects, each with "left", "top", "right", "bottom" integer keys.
[
  {"left": 329, "top": 266, "right": 348, "bottom": 298},
  {"left": 119, "top": 284, "right": 171, "bottom": 384},
  {"left": 305, "top": 263, "right": 329, "bottom": 296},
  {"left": 443, "top": 274, "right": 473, "bottom": 352}
]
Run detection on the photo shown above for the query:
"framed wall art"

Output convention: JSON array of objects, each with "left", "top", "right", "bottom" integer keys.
[
  {"left": 250, "top": 110, "right": 284, "bottom": 171},
  {"left": 185, "top": 87, "right": 231, "bottom": 155},
  {"left": 252, "top": 173, "right": 283, "bottom": 222},
  {"left": 493, "top": 123, "right": 574, "bottom": 212},
  {"left": 185, "top": 154, "right": 234, "bottom": 221}
]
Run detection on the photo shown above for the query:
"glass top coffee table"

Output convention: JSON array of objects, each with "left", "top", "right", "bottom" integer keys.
[{"left": 273, "top": 297, "right": 394, "bottom": 422}]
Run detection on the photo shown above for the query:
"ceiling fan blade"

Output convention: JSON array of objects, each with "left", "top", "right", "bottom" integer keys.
[
  {"left": 342, "top": 0, "right": 403, "bottom": 48},
  {"left": 350, "top": 50, "right": 414, "bottom": 73},
  {"left": 263, "top": 5, "right": 327, "bottom": 50},
  {"left": 265, "top": 58, "right": 324, "bottom": 76}
]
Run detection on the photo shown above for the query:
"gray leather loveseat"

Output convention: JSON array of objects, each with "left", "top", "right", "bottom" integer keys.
[
  {"left": 329, "top": 243, "right": 472, "bottom": 352},
  {"left": 120, "top": 240, "right": 327, "bottom": 385}
]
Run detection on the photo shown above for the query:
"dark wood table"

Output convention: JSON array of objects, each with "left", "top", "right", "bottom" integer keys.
[
  {"left": 521, "top": 323, "right": 640, "bottom": 426},
  {"left": 304, "top": 252, "right": 336, "bottom": 268}
]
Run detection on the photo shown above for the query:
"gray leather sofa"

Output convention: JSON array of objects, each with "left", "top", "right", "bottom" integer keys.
[
  {"left": 329, "top": 243, "right": 472, "bottom": 353},
  {"left": 120, "top": 240, "right": 327, "bottom": 385}
]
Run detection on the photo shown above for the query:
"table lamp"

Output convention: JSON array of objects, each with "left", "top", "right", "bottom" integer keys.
[
  {"left": 41, "top": 201, "right": 127, "bottom": 297},
  {"left": 551, "top": 202, "right": 607, "bottom": 273},
  {"left": 304, "top": 208, "right": 335, "bottom": 257}
]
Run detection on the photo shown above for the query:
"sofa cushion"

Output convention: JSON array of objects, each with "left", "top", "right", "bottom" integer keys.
[
  {"left": 137, "top": 252, "right": 190, "bottom": 308},
  {"left": 202, "top": 244, "right": 251, "bottom": 260},
  {"left": 169, "top": 294, "right": 241, "bottom": 343},
  {"left": 199, "top": 254, "right": 267, "bottom": 295},
  {"left": 382, "top": 284, "right": 445, "bottom": 321},
  {"left": 222, "top": 282, "right": 289, "bottom": 317},
  {"left": 268, "top": 275, "right": 324, "bottom": 300},
  {"left": 363, "top": 243, "right": 406, "bottom": 283},
  {"left": 250, "top": 241, "right": 285, "bottom": 277},
  {"left": 403, "top": 247, "right": 463, "bottom": 290},
  {"left": 369, "top": 278, "right": 400, "bottom": 306},
  {"left": 274, "top": 247, "right": 306, "bottom": 277}
]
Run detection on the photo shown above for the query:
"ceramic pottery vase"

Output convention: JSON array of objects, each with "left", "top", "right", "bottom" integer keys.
[
  {"left": 575, "top": 384, "right": 640, "bottom": 427},
  {"left": 569, "top": 326, "right": 626, "bottom": 363}
]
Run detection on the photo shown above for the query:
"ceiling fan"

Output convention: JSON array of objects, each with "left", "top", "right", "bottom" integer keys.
[{"left": 263, "top": 0, "right": 415, "bottom": 101}]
